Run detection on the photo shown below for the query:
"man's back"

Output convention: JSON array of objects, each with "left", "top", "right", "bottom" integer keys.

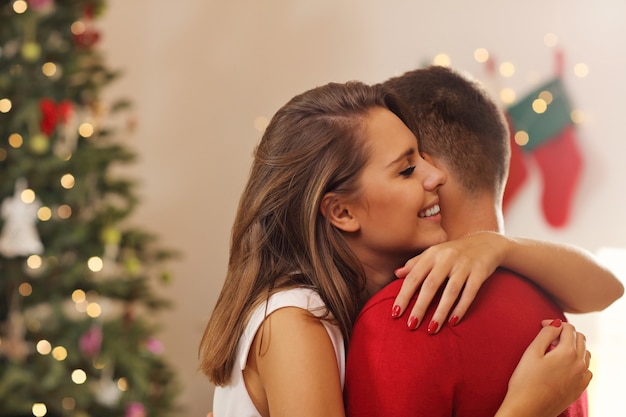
[{"left": 344, "top": 271, "right": 588, "bottom": 416}]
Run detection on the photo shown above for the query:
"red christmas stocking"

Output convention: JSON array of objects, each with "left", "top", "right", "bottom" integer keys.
[
  {"left": 507, "top": 77, "right": 584, "bottom": 227},
  {"left": 532, "top": 125, "right": 583, "bottom": 227}
]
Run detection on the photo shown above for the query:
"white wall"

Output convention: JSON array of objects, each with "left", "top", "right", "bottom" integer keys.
[{"left": 100, "top": 1, "right": 626, "bottom": 415}]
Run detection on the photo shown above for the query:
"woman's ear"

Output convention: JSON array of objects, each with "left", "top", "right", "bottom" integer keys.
[{"left": 320, "top": 193, "right": 360, "bottom": 233}]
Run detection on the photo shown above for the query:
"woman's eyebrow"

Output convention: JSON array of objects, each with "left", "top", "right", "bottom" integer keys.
[{"left": 386, "top": 148, "right": 415, "bottom": 168}]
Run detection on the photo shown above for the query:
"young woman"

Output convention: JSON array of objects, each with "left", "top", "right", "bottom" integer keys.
[{"left": 199, "top": 81, "right": 604, "bottom": 417}]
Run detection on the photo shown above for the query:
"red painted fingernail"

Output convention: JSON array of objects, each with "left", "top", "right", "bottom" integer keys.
[
  {"left": 550, "top": 319, "right": 562, "bottom": 328},
  {"left": 408, "top": 316, "right": 419, "bottom": 330},
  {"left": 427, "top": 320, "right": 439, "bottom": 334},
  {"left": 449, "top": 315, "right": 459, "bottom": 326},
  {"left": 391, "top": 305, "right": 401, "bottom": 318}
]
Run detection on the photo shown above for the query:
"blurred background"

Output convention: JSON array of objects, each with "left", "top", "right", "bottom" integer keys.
[{"left": 97, "top": 1, "right": 625, "bottom": 415}]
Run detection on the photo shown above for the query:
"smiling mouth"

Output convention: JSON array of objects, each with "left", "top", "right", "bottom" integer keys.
[{"left": 418, "top": 204, "right": 440, "bottom": 218}]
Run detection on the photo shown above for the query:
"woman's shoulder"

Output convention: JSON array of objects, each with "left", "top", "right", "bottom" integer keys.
[
  {"left": 235, "top": 287, "right": 329, "bottom": 369},
  {"left": 266, "top": 287, "right": 327, "bottom": 314}
]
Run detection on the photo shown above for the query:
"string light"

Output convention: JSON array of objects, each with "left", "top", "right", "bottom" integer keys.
[
  {"left": 71, "top": 21, "right": 86, "bottom": 35},
  {"left": 61, "top": 398, "right": 76, "bottom": 410},
  {"left": 543, "top": 32, "right": 559, "bottom": 47},
  {"left": 27, "top": 255, "right": 42, "bottom": 269},
  {"left": 78, "top": 122, "right": 94, "bottom": 138},
  {"left": 52, "top": 346, "right": 68, "bottom": 361},
  {"left": 574, "top": 63, "right": 589, "bottom": 78},
  {"left": 73, "top": 289, "right": 88, "bottom": 313},
  {"left": 86, "top": 302, "right": 102, "bottom": 318},
  {"left": 514, "top": 131, "right": 530, "bottom": 146},
  {"left": 253, "top": 116, "right": 269, "bottom": 132},
  {"left": 38, "top": 206, "right": 52, "bottom": 221},
  {"left": 0, "top": 98, "right": 12, "bottom": 113},
  {"left": 87, "top": 256, "right": 103, "bottom": 272},
  {"left": 473, "top": 48, "right": 489, "bottom": 63},
  {"left": 8, "top": 133, "right": 23, "bottom": 148},
  {"left": 13, "top": 0, "right": 28, "bottom": 14},
  {"left": 18, "top": 282, "right": 32, "bottom": 296},
  {"left": 60, "top": 174, "right": 75, "bottom": 189},
  {"left": 42, "top": 62, "right": 57, "bottom": 77},
  {"left": 72, "top": 289, "right": 87, "bottom": 303},
  {"left": 58, "top": 205, "right": 72, "bottom": 219},
  {"left": 571, "top": 109, "right": 586, "bottom": 124},
  {"left": 117, "top": 378, "right": 129, "bottom": 391},
  {"left": 499, "top": 88, "right": 516, "bottom": 105},
  {"left": 499, "top": 62, "right": 515, "bottom": 78},
  {"left": 36, "top": 340, "right": 52, "bottom": 355},
  {"left": 32, "top": 403, "right": 47, "bottom": 417},
  {"left": 433, "top": 53, "right": 451, "bottom": 67},
  {"left": 532, "top": 98, "right": 548, "bottom": 114},
  {"left": 538, "top": 91, "right": 553, "bottom": 104},
  {"left": 20, "top": 188, "right": 36, "bottom": 204},
  {"left": 71, "top": 369, "right": 87, "bottom": 384}
]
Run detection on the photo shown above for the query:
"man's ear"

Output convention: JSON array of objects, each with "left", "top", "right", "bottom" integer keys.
[
  {"left": 320, "top": 193, "right": 360, "bottom": 233},
  {"left": 421, "top": 152, "right": 444, "bottom": 170},
  {"left": 421, "top": 152, "right": 436, "bottom": 165}
]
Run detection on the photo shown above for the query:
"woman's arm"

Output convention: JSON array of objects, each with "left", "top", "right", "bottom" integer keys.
[
  {"left": 392, "top": 231, "right": 623, "bottom": 331},
  {"left": 498, "top": 234, "right": 623, "bottom": 313},
  {"left": 495, "top": 320, "right": 592, "bottom": 417},
  {"left": 250, "top": 307, "right": 345, "bottom": 417}
]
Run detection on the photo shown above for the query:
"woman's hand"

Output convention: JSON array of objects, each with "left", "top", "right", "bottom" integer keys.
[
  {"left": 392, "top": 231, "right": 507, "bottom": 332},
  {"left": 495, "top": 320, "right": 592, "bottom": 417}
]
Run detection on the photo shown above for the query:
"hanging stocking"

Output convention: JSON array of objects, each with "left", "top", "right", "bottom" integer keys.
[
  {"left": 532, "top": 125, "right": 582, "bottom": 227},
  {"left": 507, "top": 77, "right": 583, "bottom": 227}
]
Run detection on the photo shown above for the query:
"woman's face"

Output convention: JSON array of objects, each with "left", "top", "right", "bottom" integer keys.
[{"left": 347, "top": 107, "right": 447, "bottom": 276}]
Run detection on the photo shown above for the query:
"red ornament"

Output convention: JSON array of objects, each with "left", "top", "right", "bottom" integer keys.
[
  {"left": 39, "top": 98, "right": 74, "bottom": 135},
  {"left": 39, "top": 98, "right": 57, "bottom": 136},
  {"left": 73, "top": 29, "right": 100, "bottom": 48},
  {"left": 73, "top": 5, "right": 101, "bottom": 48}
]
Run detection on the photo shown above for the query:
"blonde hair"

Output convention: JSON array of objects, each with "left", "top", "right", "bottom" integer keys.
[{"left": 198, "top": 81, "right": 415, "bottom": 385}]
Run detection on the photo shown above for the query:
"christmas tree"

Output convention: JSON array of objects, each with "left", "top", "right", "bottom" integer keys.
[{"left": 0, "top": 1, "right": 180, "bottom": 416}]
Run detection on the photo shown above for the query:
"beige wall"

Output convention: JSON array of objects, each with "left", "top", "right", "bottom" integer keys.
[{"left": 100, "top": 1, "right": 626, "bottom": 415}]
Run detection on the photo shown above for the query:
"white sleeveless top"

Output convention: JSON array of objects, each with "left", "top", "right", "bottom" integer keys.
[{"left": 212, "top": 287, "right": 346, "bottom": 417}]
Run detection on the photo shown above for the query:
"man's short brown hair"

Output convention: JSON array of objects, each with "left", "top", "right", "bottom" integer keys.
[{"left": 383, "top": 65, "right": 510, "bottom": 197}]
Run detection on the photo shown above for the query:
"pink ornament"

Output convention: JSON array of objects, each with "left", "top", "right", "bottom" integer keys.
[
  {"left": 144, "top": 338, "right": 164, "bottom": 355},
  {"left": 125, "top": 402, "right": 146, "bottom": 417},
  {"left": 79, "top": 325, "right": 102, "bottom": 358}
]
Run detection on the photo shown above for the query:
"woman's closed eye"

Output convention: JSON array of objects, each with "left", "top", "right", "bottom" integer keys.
[{"left": 399, "top": 166, "right": 416, "bottom": 177}]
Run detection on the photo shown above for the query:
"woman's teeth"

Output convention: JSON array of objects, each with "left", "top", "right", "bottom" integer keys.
[{"left": 419, "top": 204, "right": 440, "bottom": 218}]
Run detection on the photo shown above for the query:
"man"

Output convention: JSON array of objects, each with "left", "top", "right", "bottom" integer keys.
[{"left": 343, "top": 66, "right": 588, "bottom": 416}]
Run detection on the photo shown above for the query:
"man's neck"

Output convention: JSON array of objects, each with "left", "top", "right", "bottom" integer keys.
[{"left": 446, "top": 194, "right": 503, "bottom": 240}]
